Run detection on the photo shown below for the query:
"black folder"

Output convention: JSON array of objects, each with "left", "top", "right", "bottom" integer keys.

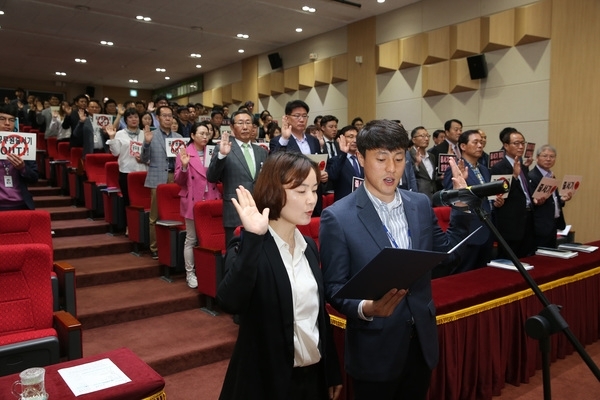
[{"left": 333, "top": 227, "right": 481, "bottom": 300}]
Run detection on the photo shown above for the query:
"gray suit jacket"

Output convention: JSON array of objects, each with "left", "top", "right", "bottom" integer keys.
[
  {"left": 140, "top": 129, "right": 182, "bottom": 188},
  {"left": 207, "top": 139, "right": 268, "bottom": 228}
]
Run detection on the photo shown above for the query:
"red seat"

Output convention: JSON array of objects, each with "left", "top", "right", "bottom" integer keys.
[
  {"left": 0, "top": 210, "right": 77, "bottom": 316},
  {"left": 156, "top": 183, "right": 186, "bottom": 280},
  {"left": 83, "top": 154, "right": 118, "bottom": 218},
  {"left": 68, "top": 147, "right": 84, "bottom": 205},
  {"left": 36, "top": 132, "right": 48, "bottom": 179},
  {"left": 297, "top": 217, "right": 321, "bottom": 249},
  {"left": 433, "top": 206, "right": 451, "bottom": 232},
  {"left": 322, "top": 193, "right": 334, "bottom": 210},
  {"left": 193, "top": 200, "right": 225, "bottom": 315},
  {"left": 102, "top": 162, "right": 125, "bottom": 234},
  {"left": 52, "top": 142, "right": 71, "bottom": 193},
  {"left": 126, "top": 171, "right": 151, "bottom": 255},
  {"left": 0, "top": 244, "right": 82, "bottom": 375}
]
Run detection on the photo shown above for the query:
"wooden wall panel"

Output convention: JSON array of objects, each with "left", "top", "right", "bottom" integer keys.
[
  {"left": 449, "top": 58, "right": 479, "bottom": 93},
  {"left": 549, "top": 0, "right": 600, "bottom": 243},
  {"left": 202, "top": 90, "right": 213, "bottom": 108},
  {"left": 331, "top": 54, "right": 348, "bottom": 83},
  {"left": 257, "top": 75, "right": 270, "bottom": 98},
  {"left": 211, "top": 87, "right": 222, "bottom": 107},
  {"left": 399, "top": 34, "right": 426, "bottom": 69},
  {"left": 314, "top": 58, "right": 332, "bottom": 86},
  {"left": 423, "top": 27, "right": 450, "bottom": 65},
  {"left": 231, "top": 82, "right": 243, "bottom": 103},
  {"left": 270, "top": 71, "right": 284, "bottom": 95},
  {"left": 377, "top": 40, "right": 399, "bottom": 73},
  {"left": 284, "top": 66, "right": 299, "bottom": 92},
  {"left": 241, "top": 56, "right": 258, "bottom": 107},
  {"left": 299, "top": 63, "right": 315, "bottom": 89},
  {"left": 481, "top": 9, "right": 515, "bottom": 52},
  {"left": 422, "top": 61, "right": 449, "bottom": 97},
  {"left": 222, "top": 84, "right": 232, "bottom": 105},
  {"left": 347, "top": 17, "right": 376, "bottom": 122},
  {"left": 515, "top": 0, "right": 552, "bottom": 46},
  {"left": 450, "top": 18, "right": 481, "bottom": 59}
]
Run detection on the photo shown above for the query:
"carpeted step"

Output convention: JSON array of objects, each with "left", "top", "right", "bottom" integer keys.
[
  {"left": 68, "top": 253, "right": 163, "bottom": 288},
  {"left": 34, "top": 195, "right": 73, "bottom": 208},
  {"left": 77, "top": 277, "right": 201, "bottom": 329},
  {"left": 52, "top": 218, "right": 109, "bottom": 238},
  {"left": 163, "top": 359, "right": 229, "bottom": 400},
  {"left": 29, "top": 186, "right": 62, "bottom": 196},
  {"left": 41, "top": 206, "right": 88, "bottom": 221},
  {"left": 53, "top": 233, "right": 132, "bottom": 260},
  {"left": 82, "top": 309, "right": 238, "bottom": 377}
]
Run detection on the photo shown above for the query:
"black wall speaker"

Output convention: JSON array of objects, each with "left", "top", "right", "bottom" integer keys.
[
  {"left": 466, "top": 54, "right": 488, "bottom": 80},
  {"left": 85, "top": 85, "right": 96, "bottom": 97},
  {"left": 268, "top": 53, "right": 283, "bottom": 70}
]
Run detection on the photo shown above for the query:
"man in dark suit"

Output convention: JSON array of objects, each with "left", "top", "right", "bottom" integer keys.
[
  {"left": 270, "top": 100, "right": 328, "bottom": 215},
  {"left": 429, "top": 118, "right": 463, "bottom": 163},
  {"left": 442, "top": 130, "right": 505, "bottom": 275},
  {"left": 207, "top": 109, "right": 268, "bottom": 247},
  {"left": 528, "top": 144, "right": 570, "bottom": 248},
  {"left": 409, "top": 126, "right": 437, "bottom": 200},
  {"left": 320, "top": 119, "right": 470, "bottom": 400},
  {"left": 140, "top": 105, "right": 183, "bottom": 259},
  {"left": 490, "top": 127, "right": 536, "bottom": 258},
  {"left": 326, "top": 125, "right": 363, "bottom": 202}
]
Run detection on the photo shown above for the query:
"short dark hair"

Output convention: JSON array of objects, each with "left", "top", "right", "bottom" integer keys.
[
  {"left": 499, "top": 127, "right": 520, "bottom": 143},
  {"left": 444, "top": 119, "right": 463, "bottom": 132},
  {"left": 156, "top": 105, "right": 172, "bottom": 117},
  {"left": 253, "top": 152, "right": 320, "bottom": 221},
  {"left": 244, "top": 100, "right": 254, "bottom": 108},
  {"left": 211, "top": 109, "right": 223, "bottom": 118},
  {"left": 320, "top": 115, "right": 338, "bottom": 127},
  {"left": 337, "top": 125, "right": 356, "bottom": 139},
  {"left": 267, "top": 121, "right": 281, "bottom": 137},
  {"left": 230, "top": 109, "right": 252, "bottom": 123},
  {"left": 285, "top": 100, "right": 309, "bottom": 115},
  {"left": 432, "top": 129, "right": 444, "bottom": 139},
  {"left": 154, "top": 95, "right": 168, "bottom": 104},
  {"left": 357, "top": 119, "right": 411, "bottom": 156},
  {"left": 410, "top": 126, "right": 426, "bottom": 138},
  {"left": 351, "top": 117, "right": 363, "bottom": 126},
  {"left": 259, "top": 110, "right": 271, "bottom": 122},
  {"left": 188, "top": 122, "right": 213, "bottom": 145},
  {"left": 104, "top": 98, "right": 117, "bottom": 107},
  {"left": 0, "top": 104, "right": 17, "bottom": 117},
  {"left": 123, "top": 107, "right": 139, "bottom": 120},
  {"left": 313, "top": 115, "right": 323, "bottom": 125},
  {"left": 73, "top": 94, "right": 88, "bottom": 103},
  {"left": 458, "top": 129, "right": 481, "bottom": 147}
]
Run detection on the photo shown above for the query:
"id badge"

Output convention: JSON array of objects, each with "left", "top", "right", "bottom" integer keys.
[{"left": 4, "top": 175, "right": 13, "bottom": 188}]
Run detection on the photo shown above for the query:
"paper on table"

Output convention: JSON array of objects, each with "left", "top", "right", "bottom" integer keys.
[{"left": 58, "top": 358, "right": 131, "bottom": 396}]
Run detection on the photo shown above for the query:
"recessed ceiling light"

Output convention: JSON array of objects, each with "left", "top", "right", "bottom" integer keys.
[
  {"left": 129, "top": 79, "right": 138, "bottom": 83},
  {"left": 195, "top": 65, "right": 202, "bottom": 68},
  {"left": 236, "top": 33, "right": 249, "bottom": 39},
  {"left": 190, "top": 53, "right": 201, "bottom": 58},
  {"left": 75, "top": 58, "right": 87, "bottom": 63},
  {"left": 155, "top": 68, "right": 166, "bottom": 72},
  {"left": 0, "top": 11, "right": 5, "bottom": 15},
  {"left": 238, "top": 49, "right": 245, "bottom": 53},
  {"left": 377, "top": 0, "right": 385, "bottom": 3},
  {"left": 100, "top": 40, "right": 114, "bottom": 46},
  {"left": 135, "top": 15, "right": 151, "bottom": 22},
  {"left": 302, "top": 6, "right": 316, "bottom": 13},
  {"left": 165, "top": 77, "right": 170, "bottom": 80},
  {"left": 296, "top": 28, "right": 303, "bottom": 33},
  {"left": 55, "top": 72, "right": 67, "bottom": 76}
]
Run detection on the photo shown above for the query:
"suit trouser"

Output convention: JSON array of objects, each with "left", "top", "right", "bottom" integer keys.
[{"left": 149, "top": 173, "right": 174, "bottom": 252}]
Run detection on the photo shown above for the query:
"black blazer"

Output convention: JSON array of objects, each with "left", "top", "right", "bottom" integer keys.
[
  {"left": 326, "top": 152, "right": 363, "bottom": 202},
  {"left": 528, "top": 166, "right": 566, "bottom": 238},
  {"left": 217, "top": 231, "right": 341, "bottom": 400},
  {"left": 269, "top": 133, "right": 322, "bottom": 155},
  {"left": 409, "top": 148, "right": 437, "bottom": 200}
]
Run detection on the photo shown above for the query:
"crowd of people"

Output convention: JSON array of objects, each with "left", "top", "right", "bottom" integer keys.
[{"left": 1, "top": 87, "right": 573, "bottom": 399}]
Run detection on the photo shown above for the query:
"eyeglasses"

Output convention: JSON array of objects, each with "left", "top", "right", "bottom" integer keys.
[
  {"left": 288, "top": 114, "right": 309, "bottom": 120},
  {"left": 0, "top": 116, "right": 16, "bottom": 123},
  {"left": 509, "top": 141, "right": 526, "bottom": 147},
  {"left": 233, "top": 121, "right": 253, "bottom": 126},
  {"left": 414, "top": 134, "right": 431, "bottom": 139}
]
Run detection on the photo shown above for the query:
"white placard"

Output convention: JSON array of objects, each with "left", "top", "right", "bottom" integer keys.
[
  {"left": 129, "top": 141, "right": 142, "bottom": 157},
  {"left": 488, "top": 174, "right": 511, "bottom": 200},
  {"left": 204, "top": 145, "right": 216, "bottom": 168},
  {"left": 58, "top": 358, "right": 131, "bottom": 396},
  {"left": 532, "top": 176, "right": 558, "bottom": 201},
  {"left": 0, "top": 132, "right": 37, "bottom": 161},
  {"left": 559, "top": 175, "right": 582, "bottom": 197},
  {"left": 165, "top": 138, "right": 187, "bottom": 158}
]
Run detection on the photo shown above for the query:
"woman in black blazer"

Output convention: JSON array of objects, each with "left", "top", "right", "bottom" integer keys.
[{"left": 217, "top": 152, "right": 342, "bottom": 400}]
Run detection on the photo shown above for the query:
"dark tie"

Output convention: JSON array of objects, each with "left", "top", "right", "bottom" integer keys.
[
  {"left": 327, "top": 141, "right": 336, "bottom": 157},
  {"left": 518, "top": 167, "right": 531, "bottom": 206},
  {"left": 350, "top": 155, "right": 361, "bottom": 177}
]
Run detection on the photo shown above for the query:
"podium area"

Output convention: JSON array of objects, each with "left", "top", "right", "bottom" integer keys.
[
  {"left": 0, "top": 348, "right": 165, "bottom": 400},
  {"left": 328, "top": 241, "right": 600, "bottom": 400}
]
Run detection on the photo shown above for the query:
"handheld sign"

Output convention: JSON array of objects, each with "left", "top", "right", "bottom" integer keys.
[
  {"left": 488, "top": 150, "right": 504, "bottom": 169},
  {"left": 0, "top": 132, "right": 37, "bottom": 161},
  {"left": 129, "top": 141, "right": 143, "bottom": 157},
  {"left": 559, "top": 175, "right": 582, "bottom": 197},
  {"left": 204, "top": 145, "right": 216, "bottom": 168},
  {"left": 488, "top": 174, "right": 511, "bottom": 200},
  {"left": 165, "top": 138, "right": 187, "bottom": 158},
  {"left": 525, "top": 142, "right": 536, "bottom": 160},
  {"left": 437, "top": 153, "right": 456, "bottom": 177},
  {"left": 532, "top": 176, "right": 558, "bottom": 202}
]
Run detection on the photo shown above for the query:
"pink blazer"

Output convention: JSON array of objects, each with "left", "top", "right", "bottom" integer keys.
[{"left": 175, "top": 143, "right": 221, "bottom": 220}]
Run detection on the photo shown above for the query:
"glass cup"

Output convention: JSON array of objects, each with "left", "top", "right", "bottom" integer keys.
[{"left": 12, "top": 367, "right": 48, "bottom": 400}]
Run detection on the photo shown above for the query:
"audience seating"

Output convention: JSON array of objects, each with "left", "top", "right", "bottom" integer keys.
[
  {"left": 68, "top": 147, "right": 84, "bottom": 206},
  {"left": 298, "top": 217, "right": 321, "bottom": 248},
  {"left": 433, "top": 206, "right": 451, "bottom": 232},
  {"left": 0, "top": 210, "right": 76, "bottom": 316},
  {"left": 50, "top": 142, "right": 71, "bottom": 194},
  {"left": 0, "top": 244, "right": 82, "bottom": 376},
  {"left": 322, "top": 193, "right": 334, "bottom": 210},
  {"left": 83, "top": 154, "right": 118, "bottom": 219},
  {"left": 102, "top": 161, "right": 125, "bottom": 234},
  {"left": 193, "top": 200, "right": 225, "bottom": 316},
  {"left": 45, "top": 137, "right": 59, "bottom": 185},
  {"left": 35, "top": 131, "right": 48, "bottom": 179},
  {"left": 126, "top": 171, "right": 151, "bottom": 256},
  {"left": 156, "top": 183, "right": 186, "bottom": 281}
]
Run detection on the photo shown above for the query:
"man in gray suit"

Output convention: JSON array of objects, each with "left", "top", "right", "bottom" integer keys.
[
  {"left": 140, "top": 105, "right": 183, "bottom": 259},
  {"left": 207, "top": 109, "right": 268, "bottom": 247}
]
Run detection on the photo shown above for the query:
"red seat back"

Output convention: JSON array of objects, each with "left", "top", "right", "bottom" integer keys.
[
  {"left": 157, "top": 183, "right": 183, "bottom": 222},
  {"left": 57, "top": 142, "right": 70, "bottom": 160},
  {"left": 0, "top": 244, "right": 54, "bottom": 344},
  {"left": 127, "top": 172, "right": 151, "bottom": 209},
  {"left": 46, "top": 137, "right": 58, "bottom": 159},
  {"left": 69, "top": 147, "right": 83, "bottom": 169},
  {"left": 105, "top": 162, "right": 120, "bottom": 189},
  {"left": 297, "top": 217, "right": 320, "bottom": 248},
  {"left": 193, "top": 200, "right": 225, "bottom": 250},
  {"left": 84, "top": 154, "right": 117, "bottom": 184},
  {"left": 322, "top": 193, "right": 334, "bottom": 210},
  {"left": 433, "top": 206, "right": 451, "bottom": 232},
  {"left": 0, "top": 210, "right": 53, "bottom": 252}
]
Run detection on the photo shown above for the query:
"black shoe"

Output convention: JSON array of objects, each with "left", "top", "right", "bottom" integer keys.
[{"left": 151, "top": 251, "right": 158, "bottom": 260}]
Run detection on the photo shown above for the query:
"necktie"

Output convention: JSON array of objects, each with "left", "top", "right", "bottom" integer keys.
[
  {"left": 452, "top": 144, "right": 461, "bottom": 158},
  {"left": 327, "top": 141, "right": 336, "bottom": 157},
  {"left": 548, "top": 170, "right": 560, "bottom": 218},
  {"left": 518, "top": 167, "right": 531, "bottom": 206},
  {"left": 350, "top": 155, "right": 361, "bottom": 177},
  {"left": 242, "top": 143, "right": 255, "bottom": 178}
]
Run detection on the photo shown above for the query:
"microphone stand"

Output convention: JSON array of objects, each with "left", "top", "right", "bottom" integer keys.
[{"left": 466, "top": 196, "right": 600, "bottom": 400}]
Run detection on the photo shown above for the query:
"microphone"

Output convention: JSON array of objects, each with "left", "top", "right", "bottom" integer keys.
[{"left": 432, "top": 180, "right": 509, "bottom": 207}]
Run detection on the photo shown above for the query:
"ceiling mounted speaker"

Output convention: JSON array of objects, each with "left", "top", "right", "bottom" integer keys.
[
  {"left": 467, "top": 54, "right": 488, "bottom": 80},
  {"left": 268, "top": 53, "right": 283, "bottom": 70}
]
